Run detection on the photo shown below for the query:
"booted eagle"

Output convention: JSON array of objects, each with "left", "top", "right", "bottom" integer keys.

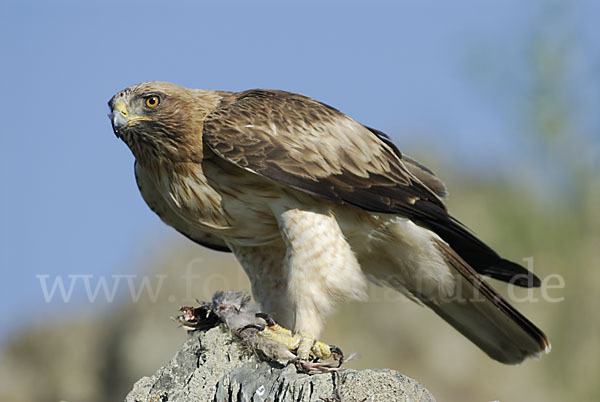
[{"left": 108, "top": 81, "right": 550, "bottom": 364}]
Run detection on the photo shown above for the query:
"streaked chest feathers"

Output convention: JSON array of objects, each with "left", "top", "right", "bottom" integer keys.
[{"left": 138, "top": 159, "right": 282, "bottom": 246}]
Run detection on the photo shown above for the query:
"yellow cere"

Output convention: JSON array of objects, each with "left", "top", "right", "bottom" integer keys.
[
  {"left": 114, "top": 102, "right": 152, "bottom": 124},
  {"left": 115, "top": 102, "right": 129, "bottom": 117}
]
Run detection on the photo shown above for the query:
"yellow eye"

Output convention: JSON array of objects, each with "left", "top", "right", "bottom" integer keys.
[{"left": 145, "top": 96, "right": 160, "bottom": 108}]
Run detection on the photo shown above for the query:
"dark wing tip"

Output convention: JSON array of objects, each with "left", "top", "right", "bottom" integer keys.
[{"left": 485, "top": 258, "right": 542, "bottom": 288}]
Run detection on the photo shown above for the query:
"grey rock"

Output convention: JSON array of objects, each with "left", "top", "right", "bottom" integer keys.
[{"left": 125, "top": 326, "right": 435, "bottom": 402}]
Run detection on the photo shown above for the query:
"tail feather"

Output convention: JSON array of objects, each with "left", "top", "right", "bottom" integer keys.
[{"left": 426, "top": 239, "right": 550, "bottom": 364}]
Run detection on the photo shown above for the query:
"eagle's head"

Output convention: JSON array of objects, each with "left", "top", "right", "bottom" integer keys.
[{"left": 107, "top": 81, "right": 208, "bottom": 163}]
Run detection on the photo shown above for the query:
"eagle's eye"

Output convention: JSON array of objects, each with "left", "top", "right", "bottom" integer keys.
[{"left": 145, "top": 96, "right": 160, "bottom": 108}]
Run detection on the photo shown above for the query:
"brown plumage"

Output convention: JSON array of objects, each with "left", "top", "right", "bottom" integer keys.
[{"left": 108, "top": 81, "right": 550, "bottom": 364}]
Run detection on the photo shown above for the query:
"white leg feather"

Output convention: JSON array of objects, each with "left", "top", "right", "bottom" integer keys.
[{"left": 273, "top": 202, "right": 367, "bottom": 338}]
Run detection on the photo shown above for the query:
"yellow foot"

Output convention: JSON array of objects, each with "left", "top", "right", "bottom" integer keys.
[
  {"left": 296, "top": 331, "right": 333, "bottom": 360},
  {"left": 249, "top": 313, "right": 340, "bottom": 363}
]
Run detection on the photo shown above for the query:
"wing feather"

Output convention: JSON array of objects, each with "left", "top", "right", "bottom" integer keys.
[
  {"left": 204, "top": 89, "right": 443, "bottom": 213},
  {"left": 202, "top": 89, "right": 540, "bottom": 286}
]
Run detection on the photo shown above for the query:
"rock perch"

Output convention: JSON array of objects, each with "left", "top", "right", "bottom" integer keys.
[{"left": 125, "top": 325, "right": 435, "bottom": 402}]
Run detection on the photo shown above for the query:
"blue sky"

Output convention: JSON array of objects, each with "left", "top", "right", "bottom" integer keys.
[{"left": 0, "top": 1, "right": 597, "bottom": 342}]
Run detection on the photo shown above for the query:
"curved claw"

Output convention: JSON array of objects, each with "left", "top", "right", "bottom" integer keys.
[
  {"left": 255, "top": 312, "right": 277, "bottom": 326},
  {"left": 241, "top": 323, "right": 265, "bottom": 333},
  {"left": 329, "top": 345, "right": 344, "bottom": 367}
]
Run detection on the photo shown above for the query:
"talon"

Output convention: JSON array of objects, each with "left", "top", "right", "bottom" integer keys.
[
  {"left": 329, "top": 345, "right": 344, "bottom": 367},
  {"left": 241, "top": 323, "right": 265, "bottom": 332},
  {"left": 255, "top": 312, "right": 277, "bottom": 326},
  {"left": 251, "top": 313, "right": 343, "bottom": 367}
]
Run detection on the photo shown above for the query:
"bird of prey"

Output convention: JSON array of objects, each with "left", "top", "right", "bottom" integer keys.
[{"left": 108, "top": 81, "right": 550, "bottom": 364}]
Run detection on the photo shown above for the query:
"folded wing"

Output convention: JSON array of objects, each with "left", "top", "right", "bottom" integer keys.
[{"left": 203, "top": 89, "right": 540, "bottom": 287}]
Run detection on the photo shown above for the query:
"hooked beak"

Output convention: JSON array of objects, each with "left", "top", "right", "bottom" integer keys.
[{"left": 108, "top": 102, "right": 151, "bottom": 136}]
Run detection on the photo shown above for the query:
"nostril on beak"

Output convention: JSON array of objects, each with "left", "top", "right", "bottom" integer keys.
[{"left": 120, "top": 109, "right": 128, "bottom": 117}]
